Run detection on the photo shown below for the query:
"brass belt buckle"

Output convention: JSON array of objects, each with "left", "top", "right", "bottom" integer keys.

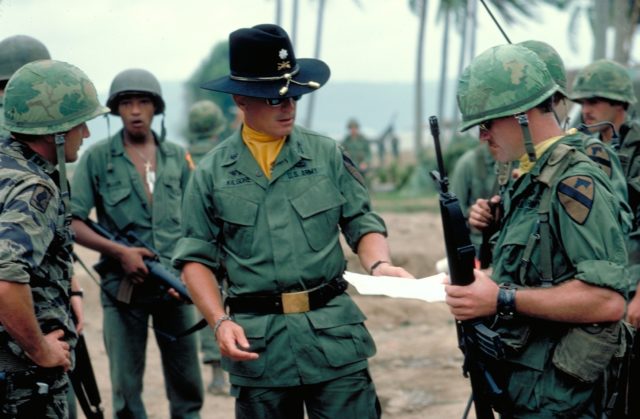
[{"left": 281, "top": 290, "right": 310, "bottom": 314}]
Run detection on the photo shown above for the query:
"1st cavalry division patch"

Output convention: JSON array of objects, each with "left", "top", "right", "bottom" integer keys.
[
  {"left": 584, "top": 143, "right": 612, "bottom": 178},
  {"left": 557, "top": 175, "right": 594, "bottom": 224},
  {"left": 342, "top": 151, "right": 365, "bottom": 187},
  {"left": 30, "top": 184, "right": 53, "bottom": 213}
]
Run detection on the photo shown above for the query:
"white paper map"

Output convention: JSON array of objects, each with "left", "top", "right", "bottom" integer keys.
[{"left": 343, "top": 271, "right": 446, "bottom": 303}]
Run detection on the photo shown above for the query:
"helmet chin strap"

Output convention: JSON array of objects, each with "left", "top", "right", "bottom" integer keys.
[
  {"left": 577, "top": 121, "right": 620, "bottom": 150},
  {"left": 515, "top": 113, "right": 536, "bottom": 163},
  {"left": 54, "top": 133, "right": 71, "bottom": 226}
]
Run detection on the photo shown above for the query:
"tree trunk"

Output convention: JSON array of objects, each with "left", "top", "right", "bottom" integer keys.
[
  {"left": 613, "top": 0, "right": 640, "bottom": 64},
  {"left": 437, "top": 9, "right": 450, "bottom": 124},
  {"left": 451, "top": 0, "right": 469, "bottom": 130},
  {"left": 304, "top": 0, "right": 326, "bottom": 129},
  {"left": 274, "top": 0, "right": 283, "bottom": 26},
  {"left": 592, "top": 0, "right": 609, "bottom": 60},
  {"left": 414, "top": 0, "right": 428, "bottom": 159},
  {"left": 291, "top": 0, "right": 299, "bottom": 50}
]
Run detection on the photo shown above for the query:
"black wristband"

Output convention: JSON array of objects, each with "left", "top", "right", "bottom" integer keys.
[
  {"left": 368, "top": 260, "right": 389, "bottom": 275},
  {"left": 497, "top": 286, "right": 516, "bottom": 318},
  {"left": 70, "top": 289, "right": 84, "bottom": 298}
]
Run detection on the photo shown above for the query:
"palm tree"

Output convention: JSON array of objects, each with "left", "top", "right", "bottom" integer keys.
[{"left": 409, "top": 0, "right": 429, "bottom": 158}]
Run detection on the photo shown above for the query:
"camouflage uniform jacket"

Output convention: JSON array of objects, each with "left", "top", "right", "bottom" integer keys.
[
  {"left": 491, "top": 134, "right": 629, "bottom": 416},
  {"left": 0, "top": 137, "right": 76, "bottom": 364},
  {"left": 70, "top": 129, "right": 192, "bottom": 304},
  {"left": 173, "top": 125, "right": 386, "bottom": 387}
]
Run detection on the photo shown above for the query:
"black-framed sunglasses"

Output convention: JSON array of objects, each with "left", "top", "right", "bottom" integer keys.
[
  {"left": 479, "top": 120, "right": 494, "bottom": 132},
  {"left": 265, "top": 96, "right": 301, "bottom": 107}
]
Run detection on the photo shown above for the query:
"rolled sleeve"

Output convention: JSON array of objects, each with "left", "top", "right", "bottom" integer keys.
[
  {"left": 334, "top": 145, "right": 387, "bottom": 252},
  {"left": 575, "top": 259, "right": 628, "bottom": 295},
  {"left": 171, "top": 168, "right": 222, "bottom": 271}
]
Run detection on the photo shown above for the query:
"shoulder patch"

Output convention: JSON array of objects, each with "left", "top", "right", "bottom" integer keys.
[
  {"left": 342, "top": 151, "right": 366, "bottom": 187},
  {"left": 557, "top": 175, "right": 594, "bottom": 224},
  {"left": 584, "top": 143, "right": 612, "bottom": 178},
  {"left": 30, "top": 184, "right": 53, "bottom": 213}
]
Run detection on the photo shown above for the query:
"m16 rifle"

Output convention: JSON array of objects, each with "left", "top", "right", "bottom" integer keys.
[
  {"left": 84, "top": 219, "right": 192, "bottom": 304},
  {"left": 429, "top": 115, "right": 508, "bottom": 419}
]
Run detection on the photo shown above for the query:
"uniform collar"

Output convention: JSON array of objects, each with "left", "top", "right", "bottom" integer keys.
[{"left": 109, "top": 129, "right": 176, "bottom": 157}]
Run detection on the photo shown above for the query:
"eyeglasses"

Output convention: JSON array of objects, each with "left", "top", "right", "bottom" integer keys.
[
  {"left": 479, "top": 120, "right": 494, "bottom": 132},
  {"left": 265, "top": 96, "right": 301, "bottom": 107}
]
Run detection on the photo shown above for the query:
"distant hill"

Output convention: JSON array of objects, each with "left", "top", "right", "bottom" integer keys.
[{"left": 83, "top": 79, "right": 458, "bottom": 155}]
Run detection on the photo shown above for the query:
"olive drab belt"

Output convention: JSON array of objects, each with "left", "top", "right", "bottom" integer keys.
[{"left": 226, "top": 277, "right": 348, "bottom": 314}]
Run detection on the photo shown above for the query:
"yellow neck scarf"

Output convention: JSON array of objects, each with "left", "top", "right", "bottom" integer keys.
[
  {"left": 518, "top": 136, "right": 563, "bottom": 174},
  {"left": 242, "top": 125, "right": 286, "bottom": 179}
]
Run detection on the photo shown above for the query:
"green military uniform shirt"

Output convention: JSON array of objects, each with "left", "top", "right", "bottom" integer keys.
[
  {"left": 491, "top": 134, "right": 628, "bottom": 417},
  {"left": 0, "top": 137, "right": 76, "bottom": 364},
  {"left": 70, "top": 130, "right": 191, "bottom": 302},
  {"left": 341, "top": 133, "right": 371, "bottom": 170},
  {"left": 173, "top": 125, "right": 386, "bottom": 387}
]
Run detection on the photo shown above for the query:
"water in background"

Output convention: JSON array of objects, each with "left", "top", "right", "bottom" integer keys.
[{"left": 83, "top": 79, "right": 458, "bottom": 157}]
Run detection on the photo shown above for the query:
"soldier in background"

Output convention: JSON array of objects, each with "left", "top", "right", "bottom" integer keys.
[
  {"left": 448, "top": 43, "right": 629, "bottom": 417},
  {"left": 342, "top": 118, "right": 372, "bottom": 177},
  {"left": 70, "top": 69, "right": 203, "bottom": 418},
  {"left": 0, "top": 60, "right": 108, "bottom": 418},
  {"left": 570, "top": 60, "right": 640, "bottom": 327},
  {"left": 0, "top": 35, "right": 51, "bottom": 138},
  {"left": 449, "top": 143, "right": 497, "bottom": 255},
  {"left": 186, "top": 99, "right": 227, "bottom": 165},
  {"left": 185, "top": 99, "right": 230, "bottom": 394}
]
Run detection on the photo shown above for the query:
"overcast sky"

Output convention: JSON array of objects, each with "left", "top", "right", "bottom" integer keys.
[{"left": 1, "top": 0, "right": 638, "bottom": 93}]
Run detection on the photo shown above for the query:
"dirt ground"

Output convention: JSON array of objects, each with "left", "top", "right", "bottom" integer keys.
[{"left": 73, "top": 211, "right": 478, "bottom": 418}]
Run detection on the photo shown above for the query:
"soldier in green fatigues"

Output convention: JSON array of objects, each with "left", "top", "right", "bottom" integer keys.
[
  {"left": 70, "top": 69, "right": 203, "bottom": 418},
  {"left": 342, "top": 118, "right": 372, "bottom": 176},
  {"left": 570, "top": 60, "right": 640, "bottom": 328},
  {"left": 471, "top": 41, "right": 631, "bottom": 239},
  {"left": 185, "top": 99, "right": 229, "bottom": 394},
  {"left": 0, "top": 35, "right": 51, "bottom": 139},
  {"left": 450, "top": 144, "right": 497, "bottom": 254},
  {"left": 0, "top": 60, "right": 108, "bottom": 418},
  {"left": 172, "top": 24, "right": 413, "bottom": 419},
  {"left": 446, "top": 44, "right": 629, "bottom": 418},
  {"left": 186, "top": 99, "right": 227, "bottom": 165}
]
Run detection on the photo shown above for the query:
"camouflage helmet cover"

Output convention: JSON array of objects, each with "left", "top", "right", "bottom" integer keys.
[
  {"left": 457, "top": 44, "right": 558, "bottom": 132},
  {"left": 3, "top": 60, "right": 110, "bottom": 135},
  {"left": 0, "top": 35, "right": 51, "bottom": 82},
  {"left": 570, "top": 59, "right": 637, "bottom": 105},
  {"left": 107, "top": 68, "right": 165, "bottom": 115},
  {"left": 517, "top": 40, "right": 567, "bottom": 97},
  {"left": 187, "top": 99, "right": 227, "bottom": 141}
]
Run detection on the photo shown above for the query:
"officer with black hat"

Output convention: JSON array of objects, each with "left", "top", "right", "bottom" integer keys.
[{"left": 172, "top": 24, "right": 413, "bottom": 419}]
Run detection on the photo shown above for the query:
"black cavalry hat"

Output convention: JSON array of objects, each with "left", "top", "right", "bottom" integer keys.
[{"left": 200, "top": 24, "right": 330, "bottom": 99}]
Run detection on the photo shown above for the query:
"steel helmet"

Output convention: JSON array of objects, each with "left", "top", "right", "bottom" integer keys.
[
  {"left": 571, "top": 59, "right": 637, "bottom": 105},
  {"left": 0, "top": 35, "right": 51, "bottom": 82},
  {"left": 106, "top": 68, "right": 165, "bottom": 115},
  {"left": 187, "top": 100, "right": 226, "bottom": 141},
  {"left": 457, "top": 44, "right": 558, "bottom": 132},
  {"left": 518, "top": 40, "right": 567, "bottom": 97},
  {"left": 3, "top": 60, "right": 110, "bottom": 135}
]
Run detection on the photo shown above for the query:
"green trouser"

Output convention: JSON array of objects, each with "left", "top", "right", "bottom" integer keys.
[
  {"left": 199, "top": 324, "right": 221, "bottom": 364},
  {"left": 103, "top": 303, "right": 203, "bottom": 419},
  {"left": 232, "top": 369, "right": 381, "bottom": 419}
]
